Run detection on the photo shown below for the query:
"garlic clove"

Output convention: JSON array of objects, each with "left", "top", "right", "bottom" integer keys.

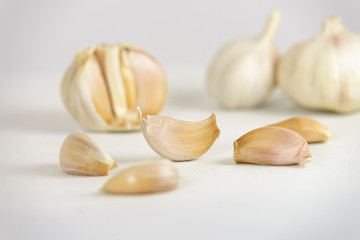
[
  {"left": 61, "top": 44, "right": 167, "bottom": 131},
  {"left": 138, "top": 108, "right": 220, "bottom": 161},
  {"left": 102, "top": 162, "right": 180, "bottom": 194},
  {"left": 277, "top": 16, "right": 360, "bottom": 113},
  {"left": 103, "top": 45, "right": 130, "bottom": 118},
  {"left": 268, "top": 117, "right": 331, "bottom": 143},
  {"left": 61, "top": 48, "right": 115, "bottom": 130},
  {"left": 128, "top": 49, "right": 167, "bottom": 115},
  {"left": 233, "top": 127, "right": 311, "bottom": 166},
  {"left": 207, "top": 10, "right": 281, "bottom": 108},
  {"left": 59, "top": 130, "right": 117, "bottom": 176}
]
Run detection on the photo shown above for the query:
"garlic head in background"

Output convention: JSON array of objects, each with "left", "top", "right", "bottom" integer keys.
[
  {"left": 207, "top": 10, "right": 281, "bottom": 108},
  {"left": 277, "top": 16, "right": 360, "bottom": 113}
]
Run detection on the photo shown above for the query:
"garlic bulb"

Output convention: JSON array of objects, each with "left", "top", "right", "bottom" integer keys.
[
  {"left": 61, "top": 44, "right": 167, "bottom": 131},
  {"left": 277, "top": 16, "right": 360, "bottom": 113},
  {"left": 207, "top": 10, "right": 281, "bottom": 108}
]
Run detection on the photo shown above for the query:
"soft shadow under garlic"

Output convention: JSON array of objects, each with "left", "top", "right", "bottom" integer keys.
[
  {"left": 166, "top": 87, "right": 219, "bottom": 111},
  {"left": 22, "top": 163, "right": 65, "bottom": 178},
  {"left": 0, "top": 109, "right": 78, "bottom": 133},
  {"left": 254, "top": 88, "right": 340, "bottom": 116},
  {"left": 213, "top": 158, "right": 236, "bottom": 166}
]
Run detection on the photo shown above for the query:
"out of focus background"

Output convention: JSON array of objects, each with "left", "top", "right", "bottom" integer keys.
[
  {"left": 1, "top": 1, "right": 360, "bottom": 240},
  {"left": 1, "top": 0, "right": 360, "bottom": 78}
]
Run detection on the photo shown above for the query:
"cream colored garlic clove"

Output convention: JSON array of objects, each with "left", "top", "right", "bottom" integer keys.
[
  {"left": 233, "top": 127, "right": 311, "bottom": 166},
  {"left": 59, "top": 130, "right": 117, "bottom": 176},
  {"left": 61, "top": 44, "right": 167, "bottom": 131},
  {"left": 277, "top": 16, "right": 360, "bottom": 113},
  {"left": 139, "top": 108, "right": 220, "bottom": 161},
  {"left": 102, "top": 162, "right": 180, "bottom": 194},
  {"left": 268, "top": 117, "right": 331, "bottom": 143},
  {"left": 207, "top": 10, "right": 281, "bottom": 108}
]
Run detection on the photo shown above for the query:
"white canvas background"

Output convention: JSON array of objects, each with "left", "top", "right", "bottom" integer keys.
[{"left": 1, "top": 1, "right": 360, "bottom": 240}]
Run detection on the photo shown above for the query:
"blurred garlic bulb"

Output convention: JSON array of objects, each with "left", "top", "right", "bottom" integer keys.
[
  {"left": 61, "top": 44, "right": 167, "bottom": 131},
  {"left": 277, "top": 16, "right": 360, "bottom": 113},
  {"left": 207, "top": 10, "right": 281, "bottom": 108}
]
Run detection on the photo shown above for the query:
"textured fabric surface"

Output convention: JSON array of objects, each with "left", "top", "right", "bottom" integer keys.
[{"left": 0, "top": 73, "right": 360, "bottom": 240}]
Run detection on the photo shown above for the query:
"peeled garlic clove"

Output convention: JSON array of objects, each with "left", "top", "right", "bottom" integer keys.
[
  {"left": 102, "top": 162, "right": 179, "bottom": 194},
  {"left": 207, "top": 10, "right": 281, "bottom": 108},
  {"left": 233, "top": 127, "right": 311, "bottom": 166},
  {"left": 61, "top": 44, "right": 167, "bottom": 131},
  {"left": 277, "top": 16, "right": 360, "bottom": 113},
  {"left": 139, "top": 108, "right": 220, "bottom": 161},
  {"left": 59, "top": 130, "right": 117, "bottom": 176},
  {"left": 269, "top": 117, "right": 331, "bottom": 143}
]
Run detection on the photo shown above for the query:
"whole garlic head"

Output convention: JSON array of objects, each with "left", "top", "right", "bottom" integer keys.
[
  {"left": 277, "top": 16, "right": 360, "bottom": 113},
  {"left": 207, "top": 10, "right": 281, "bottom": 108},
  {"left": 61, "top": 44, "right": 167, "bottom": 131}
]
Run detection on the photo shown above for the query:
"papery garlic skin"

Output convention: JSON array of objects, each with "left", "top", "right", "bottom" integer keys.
[
  {"left": 61, "top": 44, "right": 167, "bottom": 131},
  {"left": 277, "top": 17, "right": 360, "bottom": 113},
  {"left": 207, "top": 10, "right": 281, "bottom": 108},
  {"left": 268, "top": 117, "right": 331, "bottom": 143},
  {"left": 102, "top": 162, "right": 180, "bottom": 194},
  {"left": 59, "top": 130, "right": 117, "bottom": 176},
  {"left": 139, "top": 108, "right": 220, "bottom": 161},
  {"left": 233, "top": 127, "right": 311, "bottom": 166}
]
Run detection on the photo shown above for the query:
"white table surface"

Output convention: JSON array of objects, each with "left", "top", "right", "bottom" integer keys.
[{"left": 1, "top": 70, "right": 360, "bottom": 240}]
